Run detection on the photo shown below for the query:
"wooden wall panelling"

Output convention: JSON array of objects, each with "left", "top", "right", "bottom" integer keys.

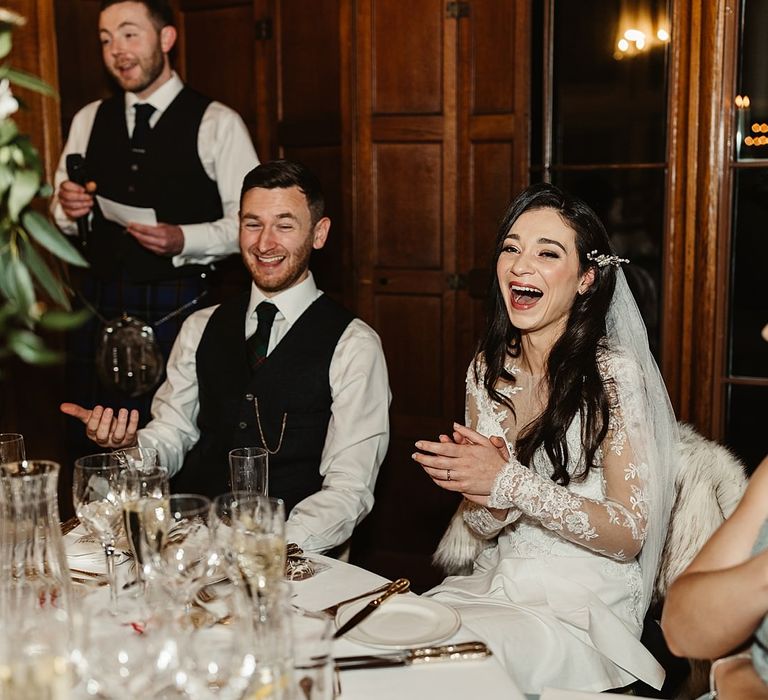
[
  {"left": 173, "top": 1, "right": 257, "bottom": 144},
  {"left": 273, "top": 0, "right": 346, "bottom": 299},
  {"left": 350, "top": 0, "right": 462, "bottom": 592}
]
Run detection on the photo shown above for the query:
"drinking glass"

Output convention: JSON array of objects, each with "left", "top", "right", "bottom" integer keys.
[
  {"left": 72, "top": 452, "right": 123, "bottom": 609},
  {"left": 141, "top": 494, "right": 212, "bottom": 611},
  {"left": 291, "top": 607, "right": 335, "bottom": 700},
  {"left": 118, "top": 465, "right": 169, "bottom": 586},
  {"left": 228, "top": 447, "right": 268, "bottom": 496},
  {"left": 0, "top": 433, "right": 25, "bottom": 464},
  {"left": 212, "top": 492, "right": 286, "bottom": 597},
  {"left": 114, "top": 446, "right": 159, "bottom": 471}
]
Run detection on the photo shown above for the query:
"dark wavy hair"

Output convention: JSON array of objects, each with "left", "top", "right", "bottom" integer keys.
[{"left": 477, "top": 183, "right": 619, "bottom": 484}]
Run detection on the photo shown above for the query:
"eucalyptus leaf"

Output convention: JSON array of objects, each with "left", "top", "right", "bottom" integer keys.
[
  {"left": 0, "top": 30, "right": 11, "bottom": 60},
  {"left": 0, "top": 118, "right": 17, "bottom": 145},
  {"left": 7, "top": 329, "right": 62, "bottom": 365},
  {"left": 8, "top": 257, "right": 35, "bottom": 314},
  {"left": 38, "top": 307, "right": 90, "bottom": 330},
  {"left": 8, "top": 167, "right": 39, "bottom": 219},
  {"left": 22, "top": 210, "right": 88, "bottom": 267},
  {"left": 19, "top": 235, "right": 71, "bottom": 309},
  {"left": 4, "top": 67, "right": 56, "bottom": 97},
  {"left": 0, "top": 163, "right": 12, "bottom": 198}
]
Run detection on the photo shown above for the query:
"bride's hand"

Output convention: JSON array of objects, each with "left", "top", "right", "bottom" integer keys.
[{"left": 412, "top": 422, "right": 509, "bottom": 498}]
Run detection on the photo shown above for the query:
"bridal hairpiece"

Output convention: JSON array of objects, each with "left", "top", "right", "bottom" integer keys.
[{"left": 586, "top": 250, "right": 630, "bottom": 268}]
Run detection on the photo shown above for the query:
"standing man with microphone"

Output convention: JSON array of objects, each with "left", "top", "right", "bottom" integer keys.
[{"left": 51, "top": 0, "right": 258, "bottom": 457}]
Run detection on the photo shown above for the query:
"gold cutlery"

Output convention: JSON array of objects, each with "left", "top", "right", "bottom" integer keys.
[
  {"left": 321, "top": 581, "right": 406, "bottom": 617},
  {"left": 335, "top": 641, "right": 492, "bottom": 670},
  {"left": 333, "top": 578, "right": 410, "bottom": 638}
]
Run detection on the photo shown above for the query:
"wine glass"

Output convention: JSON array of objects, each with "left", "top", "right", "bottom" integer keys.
[
  {"left": 141, "top": 494, "right": 212, "bottom": 612},
  {"left": 118, "top": 465, "right": 169, "bottom": 590},
  {"left": 0, "top": 433, "right": 25, "bottom": 464},
  {"left": 114, "top": 446, "right": 159, "bottom": 471},
  {"left": 72, "top": 452, "right": 123, "bottom": 610},
  {"left": 211, "top": 492, "right": 286, "bottom": 598}
]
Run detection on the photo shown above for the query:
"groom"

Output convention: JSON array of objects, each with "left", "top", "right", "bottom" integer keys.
[{"left": 62, "top": 160, "right": 391, "bottom": 553}]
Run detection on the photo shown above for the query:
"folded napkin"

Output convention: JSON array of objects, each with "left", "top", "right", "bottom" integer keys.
[{"left": 64, "top": 524, "right": 130, "bottom": 575}]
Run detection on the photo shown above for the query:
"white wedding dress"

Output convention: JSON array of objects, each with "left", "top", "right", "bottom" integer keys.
[{"left": 426, "top": 356, "right": 664, "bottom": 694}]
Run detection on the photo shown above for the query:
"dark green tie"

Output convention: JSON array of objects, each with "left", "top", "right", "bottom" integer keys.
[{"left": 247, "top": 302, "right": 278, "bottom": 371}]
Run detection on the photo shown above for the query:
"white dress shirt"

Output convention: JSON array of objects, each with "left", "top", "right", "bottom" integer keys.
[
  {"left": 137, "top": 273, "right": 391, "bottom": 553},
  {"left": 51, "top": 73, "right": 259, "bottom": 268}
]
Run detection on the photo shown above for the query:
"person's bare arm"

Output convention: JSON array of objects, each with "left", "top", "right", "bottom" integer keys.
[{"left": 662, "top": 455, "right": 768, "bottom": 659}]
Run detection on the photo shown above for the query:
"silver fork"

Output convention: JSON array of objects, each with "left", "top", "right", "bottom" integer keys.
[{"left": 321, "top": 581, "right": 409, "bottom": 617}]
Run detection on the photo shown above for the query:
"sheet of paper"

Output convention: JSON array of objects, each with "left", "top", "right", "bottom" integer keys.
[
  {"left": 96, "top": 195, "right": 157, "bottom": 227},
  {"left": 541, "top": 689, "right": 656, "bottom": 700}
]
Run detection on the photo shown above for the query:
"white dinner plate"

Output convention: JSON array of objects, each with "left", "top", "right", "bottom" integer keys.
[{"left": 336, "top": 596, "right": 461, "bottom": 649}]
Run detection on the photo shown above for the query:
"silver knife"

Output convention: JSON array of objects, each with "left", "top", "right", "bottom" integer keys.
[
  {"left": 335, "top": 641, "right": 492, "bottom": 670},
  {"left": 332, "top": 577, "right": 410, "bottom": 639}
]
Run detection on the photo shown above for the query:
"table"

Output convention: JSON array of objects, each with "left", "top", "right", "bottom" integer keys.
[
  {"left": 66, "top": 532, "right": 525, "bottom": 700},
  {"left": 292, "top": 554, "right": 526, "bottom": 700}
]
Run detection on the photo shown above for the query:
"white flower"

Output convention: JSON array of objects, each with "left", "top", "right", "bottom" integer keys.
[{"left": 0, "top": 79, "right": 18, "bottom": 120}]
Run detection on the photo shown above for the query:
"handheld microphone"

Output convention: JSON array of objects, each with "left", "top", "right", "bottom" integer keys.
[{"left": 65, "top": 153, "right": 91, "bottom": 247}]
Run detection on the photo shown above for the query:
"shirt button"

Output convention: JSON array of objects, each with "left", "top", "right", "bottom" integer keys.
[
  {"left": 245, "top": 393, "right": 254, "bottom": 401},
  {"left": 131, "top": 164, "right": 139, "bottom": 172},
  {"left": 127, "top": 185, "right": 135, "bottom": 193},
  {"left": 238, "top": 422, "right": 248, "bottom": 429}
]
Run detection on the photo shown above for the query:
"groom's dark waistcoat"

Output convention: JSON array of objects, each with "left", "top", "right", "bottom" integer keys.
[{"left": 172, "top": 291, "right": 355, "bottom": 513}]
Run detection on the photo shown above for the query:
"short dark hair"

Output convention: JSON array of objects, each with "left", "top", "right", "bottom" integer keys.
[
  {"left": 100, "top": 1, "right": 175, "bottom": 30},
  {"left": 240, "top": 160, "right": 325, "bottom": 225}
]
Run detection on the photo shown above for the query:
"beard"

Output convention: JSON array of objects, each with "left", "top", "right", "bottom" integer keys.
[
  {"left": 110, "top": 43, "right": 165, "bottom": 94},
  {"left": 241, "top": 235, "right": 314, "bottom": 295}
]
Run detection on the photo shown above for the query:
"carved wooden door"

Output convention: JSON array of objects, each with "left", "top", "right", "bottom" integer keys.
[{"left": 349, "top": 0, "right": 529, "bottom": 590}]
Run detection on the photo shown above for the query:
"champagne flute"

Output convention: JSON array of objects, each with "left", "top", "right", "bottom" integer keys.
[
  {"left": 0, "top": 433, "right": 25, "bottom": 464},
  {"left": 118, "top": 465, "right": 169, "bottom": 588},
  {"left": 72, "top": 453, "right": 123, "bottom": 610},
  {"left": 141, "top": 494, "right": 212, "bottom": 612},
  {"left": 212, "top": 492, "right": 286, "bottom": 598}
]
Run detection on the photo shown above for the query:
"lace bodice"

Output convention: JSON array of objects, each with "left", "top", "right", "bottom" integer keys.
[{"left": 461, "top": 354, "right": 650, "bottom": 563}]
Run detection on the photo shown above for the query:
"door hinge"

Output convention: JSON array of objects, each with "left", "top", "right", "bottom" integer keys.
[
  {"left": 255, "top": 17, "right": 273, "bottom": 40},
  {"left": 446, "top": 1, "right": 469, "bottom": 19}
]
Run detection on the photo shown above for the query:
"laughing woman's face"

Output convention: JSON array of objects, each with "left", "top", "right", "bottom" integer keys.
[{"left": 496, "top": 208, "right": 594, "bottom": 342}]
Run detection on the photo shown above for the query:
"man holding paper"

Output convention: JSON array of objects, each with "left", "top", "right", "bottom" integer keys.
[{"left": 51, "top": 0, "right": 258, "bottom": 429}]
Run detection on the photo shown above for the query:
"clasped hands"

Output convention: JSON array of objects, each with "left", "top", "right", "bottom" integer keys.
[
  {"left": 413, "top": 422, "right": 511, "bottom": 512},
  {"left": 60, "top": 402, "right": 140, "bottom": 449},
  {"left": 58, "top": 179, "right": 184, "bottom": 256}
]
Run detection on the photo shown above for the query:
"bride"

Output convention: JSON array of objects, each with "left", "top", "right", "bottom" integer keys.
[{"left": 412, "top": 183, "right": 678, "bottom": 694}]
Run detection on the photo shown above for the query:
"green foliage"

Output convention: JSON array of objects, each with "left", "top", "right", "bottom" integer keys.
[{"left": 0, "top": 9, "right": 90, "bottom": 368}]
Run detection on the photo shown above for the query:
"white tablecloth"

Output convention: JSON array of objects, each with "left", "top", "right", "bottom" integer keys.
[
  {"left": 66, "top": 537, "right": 525, "bottom": 700},
  {"left": 293, "top": 554, "right": 525, "bottom": 700}
]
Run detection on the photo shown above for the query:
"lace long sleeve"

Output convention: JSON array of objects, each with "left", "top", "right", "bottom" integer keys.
[
  {"left": 462, "top": 360, "right": 522, "bottom": 538},
  {"left": 487, "top": 395, "right": 650, "bottom": 562}
]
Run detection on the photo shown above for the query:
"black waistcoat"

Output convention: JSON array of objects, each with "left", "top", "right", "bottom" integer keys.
[
  {"left": 85, "top": 88, "right": 223, "bottom": 283},
  {"left": 173, "top": 292, "right": 355, "bottom": 514}
]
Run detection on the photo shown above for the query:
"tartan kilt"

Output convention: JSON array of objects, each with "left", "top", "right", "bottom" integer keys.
[{"left": 65, "top": 270, "right": 209, "bottom": 443}]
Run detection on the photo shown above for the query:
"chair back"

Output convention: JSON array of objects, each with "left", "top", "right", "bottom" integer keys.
[{"left": 654, "top": 423, "right": 747, "bottom": 604}]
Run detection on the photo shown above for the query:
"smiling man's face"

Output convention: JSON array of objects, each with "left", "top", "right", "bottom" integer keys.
[
  {"left": 99, "top": 2, "right": 174, "bottom": 99},
  {"left": 239, "top": 186, "right": 329, "bottom": 296}
]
